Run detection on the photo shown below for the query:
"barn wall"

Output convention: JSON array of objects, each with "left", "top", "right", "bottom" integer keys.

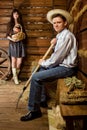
[
  {"left": 67, "top": 0, "right": 87, "bottom": 83},
  {"left": 0, "top": 0, "right": 67, "bottom": 79},
  {"left": 0, "top": 0, "right": 87, "bottom": 82},
  {"left": 0, "top": 0, "right": 13, "bottom": 47}
]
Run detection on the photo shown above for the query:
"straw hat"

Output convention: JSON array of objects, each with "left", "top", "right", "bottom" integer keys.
[{"left": 47, "top": 9, "right": 73, "bottom": 25}]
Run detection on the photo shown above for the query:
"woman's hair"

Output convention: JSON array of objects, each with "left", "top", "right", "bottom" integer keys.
[
  {"left": 6, "top": 8, "right": 25, "bottom": 36},
  {"left": 10, "top": 9, "right": 22, "bottom": 26},
  {"left": 52, "top": 14, "right": 67, "bottom": 22}
]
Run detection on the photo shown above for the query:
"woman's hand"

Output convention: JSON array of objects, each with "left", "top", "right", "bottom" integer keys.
[
  {"left": 7, "top": 36, "right": 15, "bottom": 42},
  {"left": 7, "top": 36, "right": 12, "bottom": 40}
]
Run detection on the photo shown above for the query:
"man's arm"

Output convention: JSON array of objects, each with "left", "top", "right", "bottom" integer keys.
[{"left": 40, "top": 36, "right": 74, "bottom": 68}]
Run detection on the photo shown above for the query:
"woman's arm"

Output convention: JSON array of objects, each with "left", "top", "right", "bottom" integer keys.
[{"left": 7, "top": 36, "right": 15, "bottom": 42}]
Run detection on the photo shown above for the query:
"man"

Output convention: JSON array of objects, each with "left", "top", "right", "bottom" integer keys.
[{"left": 20, "top": 9, "right": 77, "bottom": 121}]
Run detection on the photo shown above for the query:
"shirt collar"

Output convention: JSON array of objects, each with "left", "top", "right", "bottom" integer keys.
[{"left": 56, "top": 28, "right": 69, "bottom": 39}]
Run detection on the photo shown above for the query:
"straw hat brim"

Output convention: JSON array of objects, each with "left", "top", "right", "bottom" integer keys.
[{"left": 47, "top": 9, "right": 73, "bottom": 25}]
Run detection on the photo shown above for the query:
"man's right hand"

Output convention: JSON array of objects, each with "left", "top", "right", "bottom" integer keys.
[{"left": 50, "top": 38, "right": 57, "bottom": 45}]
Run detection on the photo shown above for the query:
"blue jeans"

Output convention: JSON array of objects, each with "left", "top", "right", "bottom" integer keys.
[{"left": 28, "top": 66, "right": 76, "bottom": 111}]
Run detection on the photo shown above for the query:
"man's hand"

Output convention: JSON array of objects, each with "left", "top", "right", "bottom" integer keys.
[
  {"left": 50, "top": 38, "right": 57, "bottom": 45},
  {"left": 38, "top": 59, "right": 45, "bottom": 65}
]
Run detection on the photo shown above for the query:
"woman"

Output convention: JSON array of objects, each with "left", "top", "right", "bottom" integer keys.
[{"left": 6, "top": 9, "right": 26, "bottom": 85}]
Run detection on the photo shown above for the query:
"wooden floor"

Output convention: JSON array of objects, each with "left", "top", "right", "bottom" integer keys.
[{"left": 0, "top": 80, "right": 49, "bottom": 130}]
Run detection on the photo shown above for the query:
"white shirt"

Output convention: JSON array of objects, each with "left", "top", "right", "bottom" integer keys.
[{"left": 41, "top": 28, "right": 77, "bottom": 68}]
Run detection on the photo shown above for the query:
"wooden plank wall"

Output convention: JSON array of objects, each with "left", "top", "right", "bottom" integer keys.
[
  {"left": 0, "top": 0, "right": 13, "bottom": 48},
  {"left": 18, "top": 0, "right": 54, "bottom": 78},
  {"left": 18, "top": 0, "right": 67, "bottom": 78},
  {"left": 67, "top": 0, "right": 87, "bottom": 82},
  {"left": 0, "top": 0, "right": 67, "bottom": 79},
  {"left": 78, "top": 10, "right": 87, "bottom": 76}
]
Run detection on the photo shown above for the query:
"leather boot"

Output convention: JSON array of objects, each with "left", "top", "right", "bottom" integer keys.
[{"left": 12, "top": 68, "right": 19, "bottom": 85}]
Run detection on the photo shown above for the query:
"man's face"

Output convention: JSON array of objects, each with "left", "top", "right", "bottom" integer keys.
[{"left": 52, "top": 16, "right": 67, "bottom": 33}]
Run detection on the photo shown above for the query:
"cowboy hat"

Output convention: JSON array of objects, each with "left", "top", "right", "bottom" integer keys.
[{"left": 47, "top": 9, "right": 73, "bottom": 25}]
